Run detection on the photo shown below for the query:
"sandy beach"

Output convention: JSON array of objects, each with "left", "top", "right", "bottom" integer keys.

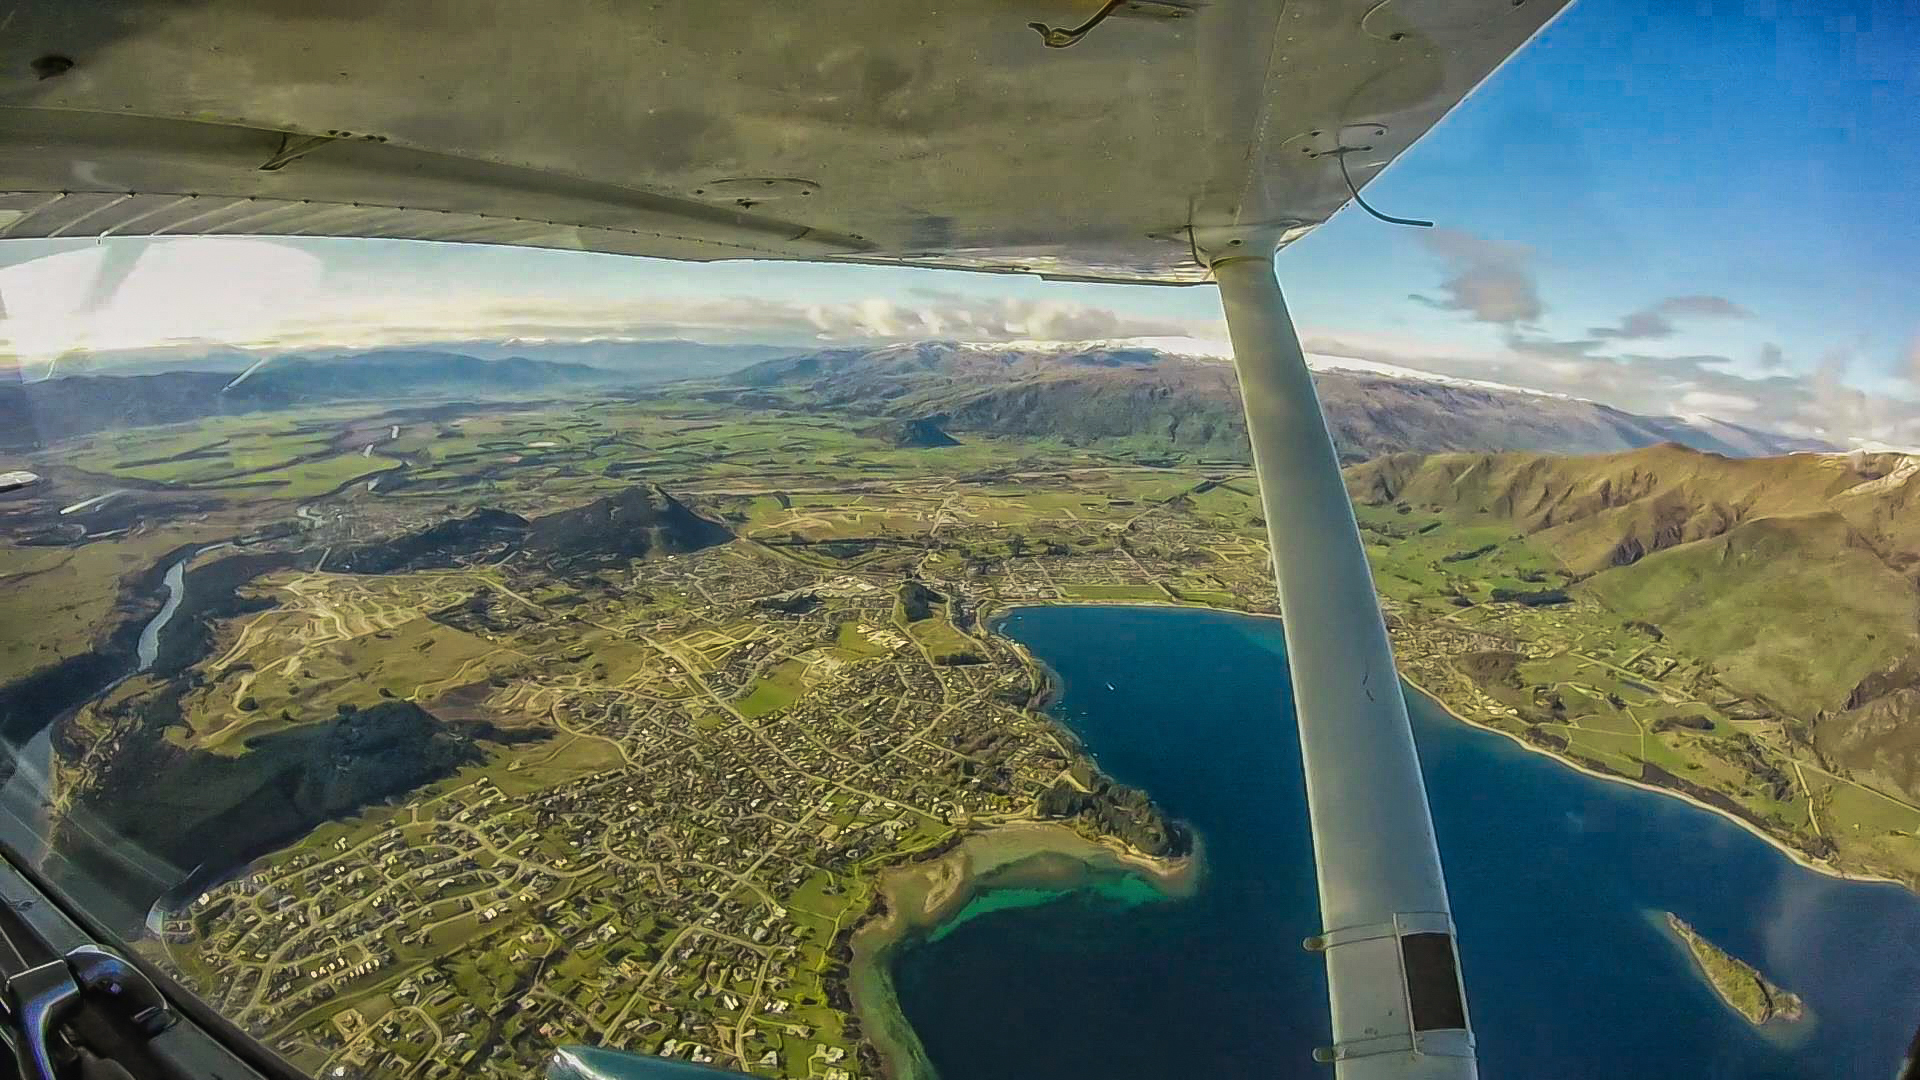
[{"left": 846, "top": 820, "right": 1197, "bottom": 1080}]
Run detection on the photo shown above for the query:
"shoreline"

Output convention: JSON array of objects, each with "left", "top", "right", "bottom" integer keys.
[
  {"left": 984, "top": 599, "right": 1280, "bottom": 715},
  {"left": 846, "top": 821, "right": 1197, "bottom": 1080},
  {"left": 1661, "top": 910, "right": 1809, "bottom": 1029},
  {"left": 854, "top": 600, "right": 1906, "bottom": 1080},
  {"left": 999, "top": 600, "right": 1906, "bottom": 892},
  {"left": 835, "top": 602, "right": 1214, "bottom": 1079},
  {"left": 1400, "top": 676, "right": 1906, "bottom": 890},
  {"left": 981, "top": 596, "right": 1281, "bottom": 627}
]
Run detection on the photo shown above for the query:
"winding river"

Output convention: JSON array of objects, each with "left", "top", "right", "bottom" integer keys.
[
  {"left": 2, "top": 547, "right": 201, "bottom": 842},
  {"left": 134, "top": 553, "right": 192, "bottom": 673}
]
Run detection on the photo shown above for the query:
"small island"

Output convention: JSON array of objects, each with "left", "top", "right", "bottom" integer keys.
[{"left": 1666, "top": 912, "right": 1806, "bottom": 1025}]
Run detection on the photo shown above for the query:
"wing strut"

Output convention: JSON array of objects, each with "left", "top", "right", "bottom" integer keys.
[{"left": 1212, "top": 251, "right": 1475, "bottom": 1079}]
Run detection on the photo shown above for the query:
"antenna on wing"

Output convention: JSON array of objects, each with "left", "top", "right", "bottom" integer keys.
[{"left": 1333, "top": 148, "right": 1434, "bottom": 228}]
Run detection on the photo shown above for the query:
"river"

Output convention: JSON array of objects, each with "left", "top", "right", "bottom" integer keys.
[
  {"left": 889, "top": 605, "right": 1920, "bottom": 1079},
  {"left": 135, "top": 554, "right": 192, "bottom": 672},
  {"left": 2, "top": 547, "right": 198, "bottom": 849}
]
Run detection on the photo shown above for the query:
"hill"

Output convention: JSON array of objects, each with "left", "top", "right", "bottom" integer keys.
[
  {"left": 230, "top": 350, "right": 610, "bottom": 399},
  {"left": 0, "top": 370, "right": 238, "bottom": 449},
  {"left": 1580, "top": 511, "right": 1915, "bottom": 715},
  {"left": 1346, "top": 445, "right": 1917, "bottom": 577},
  {"left": 525, "top": 484, "right": 735, "bottom": 569},
  {"left": 412, "top": 339, "right": 796, "bottom": 382},
  {"left": 858, "top": 417, "right": 961, "bottom": 448},
  {"left": 54, "top": 697, "right": 526, "bottom": 924},
  {"left": 1345, "top": 444, "right": 1920, "bottom": 798},
  {"left": 333, "top": 484, "right": 732, "bottom": 574},
  {"left": 713, "top": 340, "right": 1830, "bottom": 463},
  {"left": 330, "top": 508, "right": 534, "bottom": 574}
]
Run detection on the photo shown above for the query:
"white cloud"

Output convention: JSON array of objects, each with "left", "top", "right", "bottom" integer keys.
[
  {"left": 801, "top": 295, "right": 1188, "bottom": 343},
  {"left": 1364, "top": 229, "right": 1918, "bottom": 445},
  {"left": 1792, "top": 346, "right": 1920, "bottom": 445},
  {"left": 1, "top": 241, "right": 1199, "bottom": 363},
  {"left": 1677, "top": 389, "right": 1759, "bottom": 414},
  {"left": 6, "top": 235, "right": 1916, "bottom": 450},
  {"left": 2, "top": 239, "right": 324, "bottom": 370},
  {"left": 1306, "top": 330, "right": 1920, "bottom": 447},
  {"left": 1590, "top": 295, "right": 1752, "bottom": 340},
  {"left": 1409, "top": 229, "right": 1543, "bottom": 327}
]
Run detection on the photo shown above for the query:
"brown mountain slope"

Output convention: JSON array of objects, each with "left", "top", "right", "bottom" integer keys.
[
  {"left": 1346, "top": 444, "right": 1920, "bottom": 800},
  {"left": 1818, "top": 688, "right": 1920, "bottom": 803},
  {"left": 716, "top": 341, "right": 1831, "bottom": 463},
  {"left": 1347, "top": 444, "right": 1915, "bottom": 575}
]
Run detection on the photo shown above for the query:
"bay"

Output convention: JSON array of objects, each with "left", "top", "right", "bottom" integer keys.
[{"left": 890, "top": 605, "right": 1920, "bottom": 1079}]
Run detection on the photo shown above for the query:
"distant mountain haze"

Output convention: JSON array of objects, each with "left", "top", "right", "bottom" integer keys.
[
  {"left": 0, "top": 350, "right": 621, "bottom": 450},
  {"left": 3, "top": 340, "right": 798, "bottom": 381},
  {"left": 0, "top": 341, "right": 800, "bottom": 449},
  {"left": 8, "top": 340, "right": 1830, "bottom": 461},
  {"left": 416, "top": 339, "right": 797, "bottom": 380}
]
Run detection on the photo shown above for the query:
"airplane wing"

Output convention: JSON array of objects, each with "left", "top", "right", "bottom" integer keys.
[{"left": 0, "top": 0, "right": 1563, "bottom": 282}]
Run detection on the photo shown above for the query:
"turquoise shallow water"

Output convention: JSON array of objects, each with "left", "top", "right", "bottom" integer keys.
[
  {"left": 927, "top": 879, "right": 1167, "bottom": 946},
  {"left": 891, "top": 605, "right": 1920, "bottom": 1079}
]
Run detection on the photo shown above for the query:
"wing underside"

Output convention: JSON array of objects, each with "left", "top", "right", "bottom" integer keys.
[{"left": 0, "top": 0, "right": 1567, "bottom": 282}]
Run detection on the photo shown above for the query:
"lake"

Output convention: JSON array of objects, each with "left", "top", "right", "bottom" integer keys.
[{"left": 890, "top": 605, "right": 1920, "bottom": 1079}]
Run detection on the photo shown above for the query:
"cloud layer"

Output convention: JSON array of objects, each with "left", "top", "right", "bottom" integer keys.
[
  {"left": 1409, "top": 229, "right": 1544, "bottom": 327},
  {"left": 1589, "top": 295, "right": 1752, "bottom": 340},
  {"left": 1385, "top": 227, "right": 1919, "bottom": 448},
  {"left": 0, "top": 240, "right": 1199, "bottom": 364}
]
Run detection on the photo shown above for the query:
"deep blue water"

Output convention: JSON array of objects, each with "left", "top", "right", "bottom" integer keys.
[{"left": 891, "top": 606, "right": 1920, "bottom": 1079}]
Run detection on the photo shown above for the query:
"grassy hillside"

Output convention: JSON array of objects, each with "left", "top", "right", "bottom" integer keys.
[
  {"left": 1583, "top": 513, "right": 1918, "bottom": 714},
  {"left": 1348, "top": 443, "right": 1920, "bottom": 805},
  {"left": 1349, "top": 444, "right": 1874, "bottom": 574},
  {"left": 1818, "top": 689, "right": 1920, "bottom": 806}
]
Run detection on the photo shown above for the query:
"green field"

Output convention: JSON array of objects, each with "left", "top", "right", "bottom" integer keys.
[
  {"left": 1356, "top": 505, "right": 1565, "bottom": 613},
  {"left": 1809, "top": 770, "right": 1920, "bottom": 838},
  {"left": 738, "top": 659, "right": 809, "bottom": 717},
  {"left": 1055, "top": 583, "right": 1168, "bottom": 601},
  {"left": 904, "top": 616, "right": 985, "bottom": 664}
]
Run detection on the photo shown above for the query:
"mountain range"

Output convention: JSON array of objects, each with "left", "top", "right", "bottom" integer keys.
[
  {"left": 1, "top": 341, "right": 798, "bottom": 451},
  {"left": 9, "top": 339, "right": 796, "bottom": 382},
  {"left": 1345, "top": 444, "right": 1920, "bottom": 803},
  {"left": 6, "top": 339, "right": 1831, "bottom": 463},
  {"left": 712, "top": 340, "right": 1832, "bottom": 463}
]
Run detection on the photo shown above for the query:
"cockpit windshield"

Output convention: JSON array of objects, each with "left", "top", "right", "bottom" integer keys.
[{"left": 2, "top": 2, "right": 1919, "bottom": 1080}]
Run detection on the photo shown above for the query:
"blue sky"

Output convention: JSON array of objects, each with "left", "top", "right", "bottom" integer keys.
[{"left": 2, "top": 0, "right": 1916, "bottom": 444}]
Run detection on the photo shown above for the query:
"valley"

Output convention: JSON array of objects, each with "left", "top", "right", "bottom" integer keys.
[{"left": 0, "top": 347, "right": 1915, "bottom": 1079}]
